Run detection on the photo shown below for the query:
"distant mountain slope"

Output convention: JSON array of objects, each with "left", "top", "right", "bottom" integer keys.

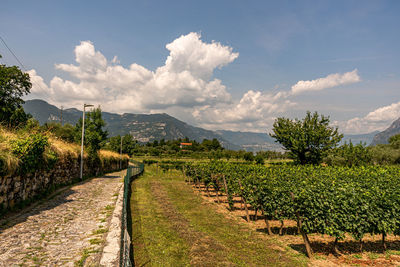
[
  {"left": 370, "top": 118, "right": 400, "bottom": 145},
  {"left": 25, "top": 99, "right": 388, "bottom": 151},
  {"left": 340, "top": 131, "right": 379, "bottom": 146},
  {"left": 23, "top": 99, "right": 239, "bottom": 149},
  {"left": 216, "top": 130, "right": 282, "bottom": 152}
]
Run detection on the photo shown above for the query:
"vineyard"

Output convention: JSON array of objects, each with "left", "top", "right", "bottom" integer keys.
[{"left": 181, "top": 161, "right": 400, "bottom": 257}]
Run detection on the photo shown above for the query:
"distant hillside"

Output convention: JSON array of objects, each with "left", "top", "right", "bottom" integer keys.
[
  {"left": 370, "top": 118, "right": 400, "bottom": 145},
  {"left": 26, "top": 99, "right": 391, "bottom": 151},
  {"left": 340, "top": 131, "right": 378, "bottom": 146},
  {"left": 23, "top": 99, "right": 81, "bottom": 125},
  {"left": 23, "top": 99, "right": 240, "bottom": 149},
  {"left": 215, "top": 130, "right": 282, "bottom": 152}
]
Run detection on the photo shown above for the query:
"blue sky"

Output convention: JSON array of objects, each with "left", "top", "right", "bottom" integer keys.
[{"left": 1, "top": 0, "right": 399, "bottom": 134}]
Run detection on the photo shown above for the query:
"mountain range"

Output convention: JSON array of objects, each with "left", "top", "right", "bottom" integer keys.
[
  {"left": 23, "top": 99, "right": 399, "bottom": 151},
  {"left": 23, "top": 99, "right": 282, "bottom": 151},
  {"left": 370, "top": 118, "right": 400, "bottom": 146}
]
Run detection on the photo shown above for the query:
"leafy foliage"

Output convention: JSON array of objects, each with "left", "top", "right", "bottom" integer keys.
[
  {"left": 271, "top": 111, "right": 343, "bottom": 165},
  {"left": 324, "top": 141, "right": 372, "bottom": 166},
  {"left": 389, "top": 134, "right": 400, "bottom": 149},
  {"left": 41, "top": 122, "right": 76, "bottom": 143},
  {"left": 74, "top": 107, "right": 108, "bottom": 157},
  {"left": 105, "top": 134, "right": 137, "bottom": 154},
  {"left": 0, "top": 56, "right": 32, "bottom": 127},
  {"left": 10, "top": 133, "right": 49, "bottom": 174},
  {"left": 184, "top": 161, "right": 400, "bottom": 254}
]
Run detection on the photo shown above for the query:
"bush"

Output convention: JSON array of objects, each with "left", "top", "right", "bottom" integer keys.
[
  {"left": 325, "top": 142, "right": 372, "bottom": 167},
  {"left": 370, "top": 145, "right": 400, "bottom": 165},
  {"left": 243, "top": 152, "right": 255, "bottom": 162},
  {"left": 10, "top": 133, "right": 49, "bottom": 174},
  {"left": 255, "top": 154, "right": 264, "bottom": 165}
]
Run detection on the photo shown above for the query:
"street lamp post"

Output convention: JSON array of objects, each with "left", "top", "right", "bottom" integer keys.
[{"left": 80, "top": 103, "right": 94, "bottom": 180}]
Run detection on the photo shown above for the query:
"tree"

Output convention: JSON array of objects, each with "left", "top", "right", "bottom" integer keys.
[
  {"left": 389, "top": 134, "right": 400, "bottom": 149},
  {"left": 0, "top": 55, "right": 32, "bottom": 127},
  {"left": 41, "top": 122, "right": 75, "bottom": 143},
  {"left": 325, "top": 141, "right": 372, "bottom": 167},
  {"left": 75, "top": 107, "right": 108, "bottom": 156},
  {"left": 243, "top": 152, "right": 255, "bottom": 162},
  {"left": 270, "top": 111, "right": 343, "bottom": 165},
  {"left": 202, "top": 138, "right": 223, "bottom": 151},
  {"left": 122, "top": 134, "right": 137, "bottom": 154},
  {"left": 255, "top": 153, "right": 265, "bottom": 165}
]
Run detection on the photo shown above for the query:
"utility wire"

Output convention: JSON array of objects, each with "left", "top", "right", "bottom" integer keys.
[
  {"left": 0, "top": 34, "right": 53, "bottom": 101},
  {"left": 0, "top": 35, "right": 27, "bottom": 71}
]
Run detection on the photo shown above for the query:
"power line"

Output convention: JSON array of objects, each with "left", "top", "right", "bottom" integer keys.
[
  {"left": 0, "top": 36, "right": 27, "bottom": 71},
  {"left": 0, "top": 34, "right": 53, "bottom": 101}
]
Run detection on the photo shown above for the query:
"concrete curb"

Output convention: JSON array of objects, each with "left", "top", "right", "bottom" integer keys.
[{"left": 100, "top": 179, "right": 125, "bottom": 266}]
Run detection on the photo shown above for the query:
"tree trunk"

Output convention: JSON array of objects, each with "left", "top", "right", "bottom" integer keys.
[
  {"left": 242, "top": 196, "right": 250, "bottom": 222},
  {"left": 382, "top": 232, "right": 387, "bottom": 252},
  {"left": 333, "top": 237, "right": 341, "bottom": 255},
  {"left": 359, "top": 239, "right": 363, "bottom": 253},
  {"left": 264, "top": 218, "right": 272, "bottom": 235},
  {"left": 291, "top": 192, "right": 312, "bottom": 258},
  {"left": 215, "top": 186, "right": 220, "bottom": 203},
  {"left": 254, "top": 208, "right": 258, "bottom": 221},
  {"left": 297, "top": 219, "right": 312, "bottom": 258},
  {"left": 182, "top": 165, "right": 186, "bottom": 181},
  {"left": 279, "top": 220, "right": 284, "bottom": 235},
  {"left": 238, "top": 180, "right": 250, "bottom": 222},
  {"left": 206, "top": 185, "right": 211, "bottom": 197}
]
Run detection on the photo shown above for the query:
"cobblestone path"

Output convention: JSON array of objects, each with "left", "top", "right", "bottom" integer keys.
[{"left": 0, "top": 170, "right": 125, "bottom": 266}]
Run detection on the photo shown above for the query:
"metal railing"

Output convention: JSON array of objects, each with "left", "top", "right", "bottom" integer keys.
[{"left": 120, "top": 161, "right": 144, "bottom": 267}]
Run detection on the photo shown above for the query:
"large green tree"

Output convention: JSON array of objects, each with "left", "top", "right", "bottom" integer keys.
[
  {"left": 0, "top": 55, "right": 32, "bottom": 127},
  {"left": 270, "top": 111, "right": 343, "bottom": 165},
  {"left": 106, "top": 134, "right": 137, "bottom": 155},
  {"left": 75, "top": 107, "right": 108, "bottom": 156}
]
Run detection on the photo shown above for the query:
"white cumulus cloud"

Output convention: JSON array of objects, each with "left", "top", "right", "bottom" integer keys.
[
  {"left": 290, "top": 69, "right": 361, "bottom": 95},
  {"left": 192, "top": 90, "right": 296, "bottom": 131},
  {"left": 26, "top": 33, "right": 367, "bottom": 133},
  {"left": 337, "top": 101, "right": 400, "bottom": 134},
  {"left": 28, "top": 33, "right": 237, "bottom": 113}
]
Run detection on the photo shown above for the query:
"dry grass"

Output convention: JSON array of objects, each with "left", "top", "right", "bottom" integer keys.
[
  {"left": 0, "top": 126, "right": 20, "bottom": 174},
  {"left": 0, "top": 126, "right": 130, "bottom": 175},
  {"left": 48, "top": 137, "right": 80, "bottom": 158},
  {"left": 99, "top": 149, "right": 129, "bottom": 160}
]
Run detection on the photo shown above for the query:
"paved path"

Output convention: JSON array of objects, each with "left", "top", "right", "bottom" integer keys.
[{"left": 0, "top": 169, "right": 125, "bottom": 266}]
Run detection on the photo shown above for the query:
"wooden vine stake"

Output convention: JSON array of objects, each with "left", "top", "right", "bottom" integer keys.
[
  {"left": 214, "top": 175, "right": 220, "bottom": 203},
  {"left": 221, "top": 174, "right": 230, "bottom": 209},
  {"left": 206, "top": 184, "right": 211, "bottom": 197},
  {"left": 187, "top": 166, "right": 191, "bottom": 184},
  {"left": 194, "top": 170, "right": 198, "bottom": 191},
  {"left": 290, "top": 192, "right": 312, "bottom": 258},
  {"left": 238, "top": 179, "right": 250, "bottom": 222}
]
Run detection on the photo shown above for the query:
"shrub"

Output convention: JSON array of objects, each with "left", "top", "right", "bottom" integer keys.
[
  {"left": 325, "top": 142, "right": 372, "bottom": 167},
  {"left": 10, "top": 133, "right": 49, "bottom": 174}
]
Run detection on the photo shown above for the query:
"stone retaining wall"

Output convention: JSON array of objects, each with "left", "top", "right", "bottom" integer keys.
[{"left": 0, "top": 154, "right": 128, "bottom": 211}]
